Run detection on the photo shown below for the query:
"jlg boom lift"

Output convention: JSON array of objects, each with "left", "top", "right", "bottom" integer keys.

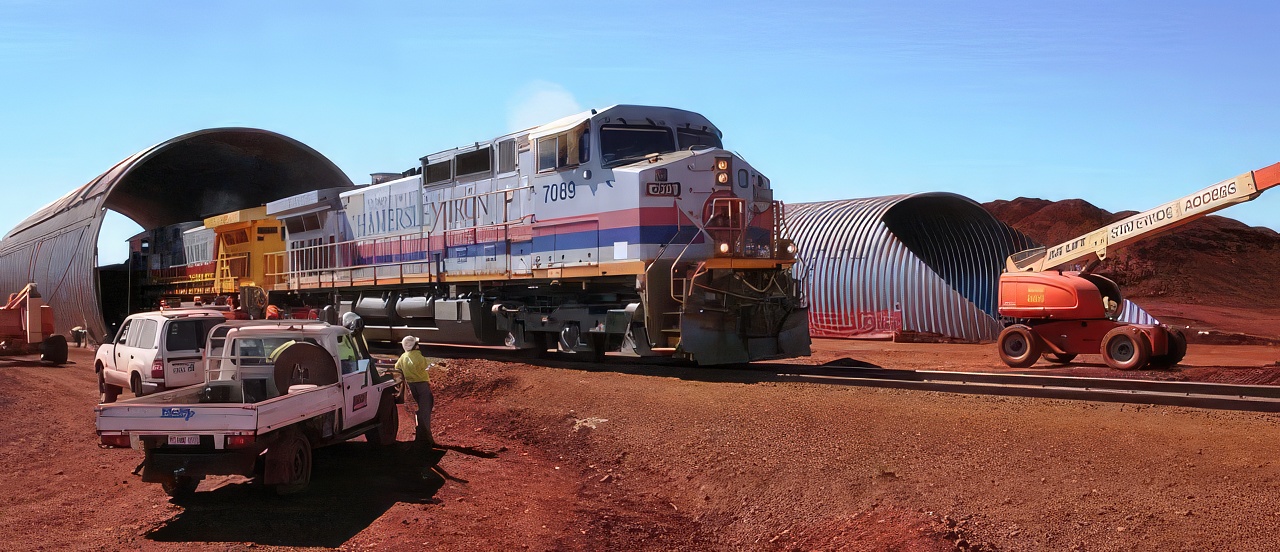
[{"left": 997, "top": 162, "right": 1280, "bottom": 370}]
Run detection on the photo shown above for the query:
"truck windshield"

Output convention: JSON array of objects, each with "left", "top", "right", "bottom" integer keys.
[{"left": 600, "top": 124, "right": 675, "bottom": 168}]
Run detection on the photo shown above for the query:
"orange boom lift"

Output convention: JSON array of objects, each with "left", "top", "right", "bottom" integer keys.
[
  {"left": 996, "top": 162, "right": 1280, "bottom": 370},
  {"left": 0, "top": 283, "right": 68, "bottom": 364}
]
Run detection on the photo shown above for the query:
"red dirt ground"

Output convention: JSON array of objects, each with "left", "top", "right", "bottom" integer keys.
[{"left": 4, "top": 335, "right": 1280, "bottom": 551}]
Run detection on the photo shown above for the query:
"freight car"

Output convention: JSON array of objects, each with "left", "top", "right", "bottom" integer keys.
[{"left": 141, "top": 105, "right": 810, "bottom": 365}]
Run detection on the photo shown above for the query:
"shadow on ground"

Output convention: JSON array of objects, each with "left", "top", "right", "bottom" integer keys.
[{"left": 146, "top": 442, "right": 446, "bottom": 548}]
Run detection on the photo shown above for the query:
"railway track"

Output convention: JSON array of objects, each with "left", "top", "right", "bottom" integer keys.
[
  {"left": 763, "top": 363, "right": 1280, "bottom": 413},
  {"left": 378, "top": 344, "right": 1280, "bottom": 413}
]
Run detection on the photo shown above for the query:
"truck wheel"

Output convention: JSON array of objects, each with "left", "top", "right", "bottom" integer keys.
[
  {"left": 1102, "top": 328, "right": 1151, "bottom": 370},
  {"left": 98, "top": 369, "right": 122, "bottom": 403},
  {"left": 1043, "top": 352, "right": 1077, "bottom": 364},
  {"left": 160, "top": 475, "right": 200, "bottom": 497},
  {"left": 271, "top": 433, "right": 312, "bottom": 495},
  {"left": 364, "top": 392, "right": 399, "bottom": 447},
  {"left": 130, "top": 373, "right": 144, "bottom": 397},
  {"left": 39, "top": 335, "right": 68, "bottom": 365},
  {"left": 997, "top": 325, "right": 1042, "bottom": 368}
]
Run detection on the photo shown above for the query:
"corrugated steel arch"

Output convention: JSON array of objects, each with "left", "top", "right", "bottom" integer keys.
[
  {"left": 789, "top": 193, "right": 1038, "bottom": 342},
  {"left": 0, "top": 128, "right": 353, "bottom": 342}
]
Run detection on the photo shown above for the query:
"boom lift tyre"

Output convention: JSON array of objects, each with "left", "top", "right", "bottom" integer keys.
[
  {"left": 1148, "top": 327, "right": 1187, "bottom": 369},
  {"left": 39, "top": 334, "right": 67, "bottom": 364},
  {"left": 997, "top": 325, "right": 1042, "bottom": 368},
  {"left": 1101, "top": 327, "right": 1151, "bottom": 370}
]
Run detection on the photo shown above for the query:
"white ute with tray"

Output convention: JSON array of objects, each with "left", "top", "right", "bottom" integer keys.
[{"left": 95, "top": 320, "right": 400, "bottom": 496}]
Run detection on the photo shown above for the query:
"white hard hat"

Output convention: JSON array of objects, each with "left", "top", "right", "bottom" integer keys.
[{"left": 401, "top": 335, "right": 419, "bottom": 352}]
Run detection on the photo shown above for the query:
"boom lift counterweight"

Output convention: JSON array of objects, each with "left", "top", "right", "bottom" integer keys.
[{"left": 996, "top": 162, "right": 1280, "bottom": 370}]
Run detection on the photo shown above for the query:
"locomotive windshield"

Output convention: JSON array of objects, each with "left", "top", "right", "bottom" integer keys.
[
  {"left": 600, "top": 124, "right": 675, "bottom": 167},
  {"left": 676, "top": 127, "right": 722, "bottom": 150}
]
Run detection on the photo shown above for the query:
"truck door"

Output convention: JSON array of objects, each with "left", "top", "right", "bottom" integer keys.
[
  {"left": 339, "top": 334, "right": 379, "bottom": 428},
  {"left": 161, "top": 318, "right": 219, "bottom": 389},
  {"left": 104, "top": 319, "right": 132, "bottom": 387}
]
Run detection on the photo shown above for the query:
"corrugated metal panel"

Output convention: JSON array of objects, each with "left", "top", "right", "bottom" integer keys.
[
  {"left": 789, "top": 193, "right": 1036, "bottom": 343},
  {"left": 0, "top": 128, "right": 353, "bottom": 343}
]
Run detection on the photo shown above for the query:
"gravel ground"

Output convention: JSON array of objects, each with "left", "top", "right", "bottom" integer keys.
[{"left": 2, "top": 340, "right": 1280, "bottom": 551}]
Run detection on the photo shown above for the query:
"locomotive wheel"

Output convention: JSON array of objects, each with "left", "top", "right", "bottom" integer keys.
[
  {"left": 1043, "top": 352, "right": 1078, "bottom": 364},
  {"left": 1101, "top": 328, "right": 1151, "bottom": 370},
  {"left": 997, "top": 325, "right": 1042, "bottom": 368},
  {"left": 1148, "top": 327, "right": 1188, "bottom": 369},
  {"left": 40, "top": 335, "right": 68, "bottom": 365},
  {"left": 364, "top": 392, "right": 399, "bottom": 447}
]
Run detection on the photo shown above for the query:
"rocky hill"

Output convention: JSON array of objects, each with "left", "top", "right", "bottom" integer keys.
[{"left": 983, "top": 198, "right": 1280, "bottom": 330}]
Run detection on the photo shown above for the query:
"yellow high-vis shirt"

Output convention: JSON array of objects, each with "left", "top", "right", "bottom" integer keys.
[{"left": 395, "top": 349, "right": 436, "bottom": 383}]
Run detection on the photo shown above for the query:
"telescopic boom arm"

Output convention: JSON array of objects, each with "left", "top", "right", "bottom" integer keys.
[{"left": 1006, "top": 162, "right": 1280, "bottom": 273}]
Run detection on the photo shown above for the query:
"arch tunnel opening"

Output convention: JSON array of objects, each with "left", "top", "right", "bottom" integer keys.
[
  {"left": 0, "top": 128, "right": 354, "bottom": 342},
  {"left": 881, "top": 194, "right": 1036, "bottom": 319}
]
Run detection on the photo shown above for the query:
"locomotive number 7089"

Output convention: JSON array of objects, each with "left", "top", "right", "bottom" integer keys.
[{"left": 542, "top": 181, "right": 576, "bottom": 203}]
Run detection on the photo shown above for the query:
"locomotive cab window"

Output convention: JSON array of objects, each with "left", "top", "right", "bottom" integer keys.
[
  {"left": 677, "top": 127, "right": 722, "bottom": 150},
  {"left": 600, "top": 124, "right": 675, "bottom": 168},
  {"left": 536, "top": 123, "right": 589, "bottom": 173}
]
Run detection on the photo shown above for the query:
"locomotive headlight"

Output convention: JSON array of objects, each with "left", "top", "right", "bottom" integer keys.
[
  {"left": 776, "top": 239, "right": 796, "bottom": 259},
  {"left": 714, "top": 156, "right": 732, "bottom": 186},
  {"left": 718, "top": 242, "right": 731, "bottom": 255}
]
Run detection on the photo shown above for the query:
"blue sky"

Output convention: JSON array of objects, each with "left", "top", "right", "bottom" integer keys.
[{"left": 2, "top": 1, "right": 1278, "bottom": 264}]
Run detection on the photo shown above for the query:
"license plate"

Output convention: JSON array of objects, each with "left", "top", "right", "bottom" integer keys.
[
  {"left": 167, "top": 435, "right": 200, "bottom": 446},
  {"left": 172, "top": 362, "right": 196, "bottom": 374}
]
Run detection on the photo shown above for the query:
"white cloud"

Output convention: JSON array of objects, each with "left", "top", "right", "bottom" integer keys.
[{"left": 506, "top": 82, "right": 583, "bottom": 132}]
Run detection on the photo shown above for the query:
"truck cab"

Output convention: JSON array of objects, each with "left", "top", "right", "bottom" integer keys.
[{"left": 96, "top": 310, "right": 226, "bottom": 402}]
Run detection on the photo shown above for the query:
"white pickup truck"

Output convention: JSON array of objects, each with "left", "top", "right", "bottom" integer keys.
[{"left": 95, "top": 320, "right": 399, "bottom": 496}]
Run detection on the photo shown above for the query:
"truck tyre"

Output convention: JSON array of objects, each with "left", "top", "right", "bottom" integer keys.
[
  {"left": 40, "top": 335, "right": 68, "bottom": 365},
  {"left": 270, "top": 432, "right": 313, "bottom": 495},
  {"left": 1102, "top": 327, "right": 1151, "bottom": 370},
  {"left": 364, "top": 392, "right": 399, "bottom": 447},
  {"left": 997, "top": 325, "right": 1042, "bottom": 368},
  {"left": 98, "top": 369, "right": 122, "bottom": 403},
  {"left": 1044, "top": 352, "right": 1077, "bottom": 364},
  {"left": 130, "top": 373, "right": 144, "bottom": 397},
  {"left": 161, "top": 475, "right": 200, "bottom": 497}
]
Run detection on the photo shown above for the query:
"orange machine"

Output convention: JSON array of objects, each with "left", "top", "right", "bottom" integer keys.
[
  {"left": 0, "top": 283, "right": 67, "bottom": 364},
  {"left": 996, "top": 162, "right": 1280, "bottom": 369}
]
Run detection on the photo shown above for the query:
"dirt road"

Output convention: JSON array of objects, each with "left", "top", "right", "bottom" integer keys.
[{"left": 2, "top": 340, "right": 1279, "bottom": 551}]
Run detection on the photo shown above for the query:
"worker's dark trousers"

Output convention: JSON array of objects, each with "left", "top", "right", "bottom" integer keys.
[{"left": 408, "top": 381, "right": 434, "bottom": 445}]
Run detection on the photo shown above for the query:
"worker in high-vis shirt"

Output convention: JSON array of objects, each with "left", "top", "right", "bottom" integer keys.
[{"left": 395, "top": 335, "right": 446, "bottom": 448}]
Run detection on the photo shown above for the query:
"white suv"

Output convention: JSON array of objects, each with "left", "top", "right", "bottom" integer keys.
[{"left": 96, "top": 310, "right": 226, "bottom": 402}]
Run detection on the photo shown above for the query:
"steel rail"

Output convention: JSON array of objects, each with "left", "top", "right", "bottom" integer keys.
[{"left": 765, "top": 364, "right": 1280, "bottom": 413}]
